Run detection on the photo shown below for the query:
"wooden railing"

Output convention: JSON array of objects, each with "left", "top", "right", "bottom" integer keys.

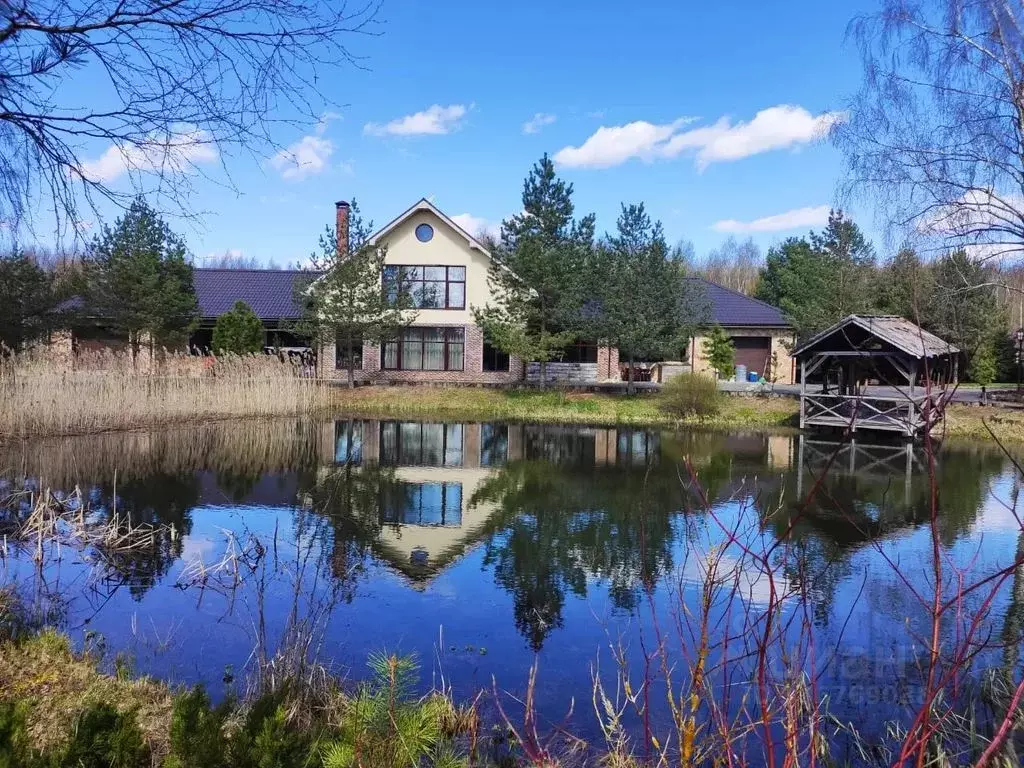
[{"left": 800, "top": 392, "right": 948, "bottom": 435}]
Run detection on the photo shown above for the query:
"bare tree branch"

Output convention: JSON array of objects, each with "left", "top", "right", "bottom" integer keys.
[
  {"left": 0, "top": 0, "right": 379, "bottom": 239},
  {"left": 835, "top": 0, "right": 1024, "bottom": 270}
]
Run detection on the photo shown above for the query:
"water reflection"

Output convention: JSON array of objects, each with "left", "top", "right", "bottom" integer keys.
[{"left": 0, "top": 418, "right": 1019, "bottom": 714}]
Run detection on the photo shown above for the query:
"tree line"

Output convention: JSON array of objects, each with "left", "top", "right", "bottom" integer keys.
[
  {"left": 694, "top": 209, "right": 1018, "bottom": 385},
  {"left": 3, "top": 161, "right": 1019, "bottom": 388}
]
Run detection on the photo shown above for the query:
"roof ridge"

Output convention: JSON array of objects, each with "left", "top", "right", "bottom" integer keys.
[{"left": 194, "top": 267, "right": 313, "bottom": 274}]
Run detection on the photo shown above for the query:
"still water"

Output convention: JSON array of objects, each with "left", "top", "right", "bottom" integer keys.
[{"left": 1, "top": 418, "right": 1022, "bottom": 744}]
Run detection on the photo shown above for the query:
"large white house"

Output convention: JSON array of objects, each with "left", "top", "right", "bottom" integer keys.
[{"left": 319, "top": 197, "right": 621, "bottom": 384}]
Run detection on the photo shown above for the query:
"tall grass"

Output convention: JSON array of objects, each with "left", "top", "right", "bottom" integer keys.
[{"left": 0, "top": 349, "right": 329, "bottom": 439}]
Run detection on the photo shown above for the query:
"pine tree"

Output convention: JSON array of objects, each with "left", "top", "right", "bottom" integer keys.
[
  {"left": 473, "top": 155, "right": 595, "bottom": 388},
  {"left": 702, "top": 325, "right": 735, "bottom": 379},
  {"left": 297, "top": 200, "right": 415, "bottom": 387},
  {"left": 756, "top": 210, "right": 875, "bottom": 340},
  {"left": 588, "top": 203, "right": 708, "bottom": 393},
  {"left": 0, "top": 252, "right": 54, "bottom": 352},
  {"left": 86, "top": 198, "right": 198, "bottom": 357},
  {"left": 211, "top": 301, "right": 265, "bottom": 355}
]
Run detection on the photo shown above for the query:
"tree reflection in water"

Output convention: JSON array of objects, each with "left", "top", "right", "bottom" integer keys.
[{"left": 1, "top": 417, "right": 1016, "bottom": 696}]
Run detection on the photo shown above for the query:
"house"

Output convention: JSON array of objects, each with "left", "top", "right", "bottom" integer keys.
[
  {"left": 186, "top": 268, "right": 313, "bottom": 352},
  {"left": 320, "top": 197, "right": 796, "bottom": 385},
  {"left": 49, "top": 195, "right": 796, "bottom": 384},
  {"left": 685, "top": 280, "right": 796, "bottom": 384},
  {"left": 320, "top": 198, "right": 545, "bottom": 385}
]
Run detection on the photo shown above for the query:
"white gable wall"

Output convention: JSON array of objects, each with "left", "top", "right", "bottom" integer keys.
[{"left": 378, "top": 210, "right": 493, "bottom": 326}]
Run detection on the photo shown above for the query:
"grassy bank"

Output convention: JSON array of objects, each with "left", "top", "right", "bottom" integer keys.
[
  {"left": 329, "top": 386, "right": 800, "bottom": 430},
  {"left": 330, "top": 386, "right": 1024, "bottom": 444},
  {"left": 0, "top": 352, "right": 330, "bottom": 440},
  {"left": 5, "top": 351, "right": 1024, "bottom": 445}
]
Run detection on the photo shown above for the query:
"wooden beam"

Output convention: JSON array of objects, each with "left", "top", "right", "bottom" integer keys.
[{"left": 799, "top": 358, "right": 807, "bottom": 430}]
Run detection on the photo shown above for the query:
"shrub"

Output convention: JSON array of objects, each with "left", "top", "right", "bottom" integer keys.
[
  {"left": 320, "top": 653, "right": 468, "bottom": 768},
  {"left": 55, "top": 702, "right": 149, "bottom": 768},
  {"left": 701, "top": 325, "right": 735, "bottom": 379},
  {"left": 0, "top": 700, "right": 42, "bottom": 768},
  {"left": 658, "top": 373, "right": 720, "bottom": 419},
  {"left": 227, "top": 691, "right": 313, "bottom": 768},
  {"left": 211, "top": 300, "right": 266, "bottom": 355},
  {"left": 164, "top": 686, "right": 230, "bottom": 768}
]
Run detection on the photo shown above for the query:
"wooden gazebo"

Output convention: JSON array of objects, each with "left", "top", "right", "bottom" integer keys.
[{"left": 792, "top": 315, "right": 960, "bottom": 437}]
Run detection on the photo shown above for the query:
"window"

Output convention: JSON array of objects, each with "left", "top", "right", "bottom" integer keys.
[
  {"left": 415, "top": 223, "right": 434, "bottom": 242},
  {"left": 483, "top": 340, "right": 510, "bottom": 372},
  {"left": 334, "top": 421, "right": 364, "bottom": 465},
  {"left": 381, "top": 481, "right": 462, "bottom": 527},
  {"left": 383, "top": 266, "right": 466, "bottom": 309},
  {"left": 382, "top": 327, "right": 464, "bottom": 371},
  {"left": 616, "top": 430, "right": 659, "bottom": 467},
  {"left": 379, "top": 422, "right": 464, "bottom": 467},
  {"left": 557, "top": 340, "right": 598, "bottom": 364},
  {"left": 480, "top": 423, "right": 509, "bottom": 466},
  {"left": 335, "top": 334, "right": 362, "bottom": 370}
]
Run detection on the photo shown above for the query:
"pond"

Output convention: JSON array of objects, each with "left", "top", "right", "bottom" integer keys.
[{"left": 1, "top": 417, "right": 1022, "bottom": 753}]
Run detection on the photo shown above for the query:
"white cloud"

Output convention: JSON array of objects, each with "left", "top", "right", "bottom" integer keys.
[
  {"left": 552, "top": 118, "right": 694, "bottom": 169},
  {"left": 269, "top": 135, "right": 334, "bottom": 181},
  {"left": 79, "top": 128, "right": 217, "bottom": 183},
  {"left": 451, "top": 213, "right": 500, "bottom": 241},
  {"left": 713, "top": 205, "right": 831, "bottom": 233},
  {"left": 554, "top": 105, "right": 844, "bottom": 170},
  {"left": 522, "top": 112, "right": 557, "bottom": 135},
  {"left": 364, "top": 104, "right": 469, "bottom": 137},
  {"left": 316, "top": 111, "right": 343, "bottom": 135}
]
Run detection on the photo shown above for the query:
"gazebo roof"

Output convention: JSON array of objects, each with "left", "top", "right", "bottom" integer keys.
[{"left": 792, "top": 315, "right": 960, "bottom": 360}]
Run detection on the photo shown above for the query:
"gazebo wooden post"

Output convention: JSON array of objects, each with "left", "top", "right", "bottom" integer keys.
[
  {"left": 907, "top": 358, "right": 917, "bottom": 436},
  {"left": 800, "top": 358, "right": 807, "bottom": 430}
]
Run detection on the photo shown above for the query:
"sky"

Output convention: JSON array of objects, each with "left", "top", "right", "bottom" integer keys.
[{"left": 70, "top": 0, "right": 882, "bottom": 267}]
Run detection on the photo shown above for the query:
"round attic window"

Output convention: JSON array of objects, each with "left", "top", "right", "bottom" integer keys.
[{"left": 415, "top": 223, "right": 434, "bottom": 242}]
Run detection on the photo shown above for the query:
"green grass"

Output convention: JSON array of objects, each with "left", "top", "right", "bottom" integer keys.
[
  {"left": 329, "top": 386, "right": 801, "bottom": 430},
  {"left": 329, "top": 386, "right": 1024, "bottom": 444}
]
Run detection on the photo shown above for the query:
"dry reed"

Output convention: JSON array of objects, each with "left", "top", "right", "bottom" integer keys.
[{"left": 0, "top": 348, "right": 330, "bottom": 439}]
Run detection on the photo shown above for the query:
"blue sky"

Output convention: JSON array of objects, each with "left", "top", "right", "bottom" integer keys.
[{"left": 74, "top": 0, "right": 880, "bottom": 266}]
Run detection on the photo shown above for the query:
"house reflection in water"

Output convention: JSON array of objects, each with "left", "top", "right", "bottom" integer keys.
[{"left": 318, "top": 420, "right": 661, "bottom": 585}]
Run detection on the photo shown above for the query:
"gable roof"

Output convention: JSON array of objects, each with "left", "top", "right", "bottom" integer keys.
[
  {"left": 792, "top": 315, "right": 960, "bottom": 359},
  {"left": 688, "top": 278, "right": 791, "bottom": 328},
  {"left": 193, "top": 268, "right": 318, "bottom": 320},
  {"left": 369, "top": 198, "right": 492, "bottom": 256}
]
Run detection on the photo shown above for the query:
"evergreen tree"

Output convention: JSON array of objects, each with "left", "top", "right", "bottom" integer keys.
[
  {"left": 756, "top": 210, "right": 876, "bottom": 339},
  {"left": 968, "top": 339, "right": 998, "bottom": 388},
  {"left": 0, "top": 252, "right": 55, "bottom": 352},
  {"left": 297, "top": 200, "right": 415, "bottom": 387},
  {"left": 588, "top": 203, "right": 708, "bottom": 393},
  {"left": 925, "top": 250, "right": 1005, "bottom": 358},
  {"left": 473, "top": 155, "right": 595, "bottom": 387},
  {"left": 874, "top": 248, "right": 934, "bottom": 322},
  {"left": 86, "top": 198, "right": 198, "bottom": 356},
  {"left": 702, "top": 325, "right": 735, "bottom": 379},
  {"left": 211, "top": 301, "right": 265, "bottom": 355}
]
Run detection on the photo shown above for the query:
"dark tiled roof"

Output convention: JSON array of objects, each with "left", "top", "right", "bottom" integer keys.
[
  {"left": 194, "top": 268, "right": 319, "bottom": 319},
  {"left": 687, "top": 278, "right": 790, "bottom": 328}
]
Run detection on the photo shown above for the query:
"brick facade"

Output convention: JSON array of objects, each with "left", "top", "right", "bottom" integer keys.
[
  {"left": 323, "top": 324, "right": 525, "bottom": 385},
  {"left": 597, "top": 344, "right": 620, "bottom": 381}
]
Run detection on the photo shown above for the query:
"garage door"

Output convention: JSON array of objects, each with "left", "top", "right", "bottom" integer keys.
[{"left": 732, "top": 336, "right": 771, "bottom": 377}]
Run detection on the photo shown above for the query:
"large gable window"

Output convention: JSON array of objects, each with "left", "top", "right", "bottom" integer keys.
[
  {"left": 382, "top": 327, "right": 464, "bottom": 371},
  {"left": 383, "top": 265, "right": 466, "bottom": 309}
]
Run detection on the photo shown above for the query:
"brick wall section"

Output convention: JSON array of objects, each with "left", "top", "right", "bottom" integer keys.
[
  {"left": 690, "top": 327, "right": 796, "bottom": 385},
  {"left": 597, "top": 345, "right": 620, "bottom": 381},
  {"left": 322, "top": 324, "right": 525, "bottom": 385}
]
